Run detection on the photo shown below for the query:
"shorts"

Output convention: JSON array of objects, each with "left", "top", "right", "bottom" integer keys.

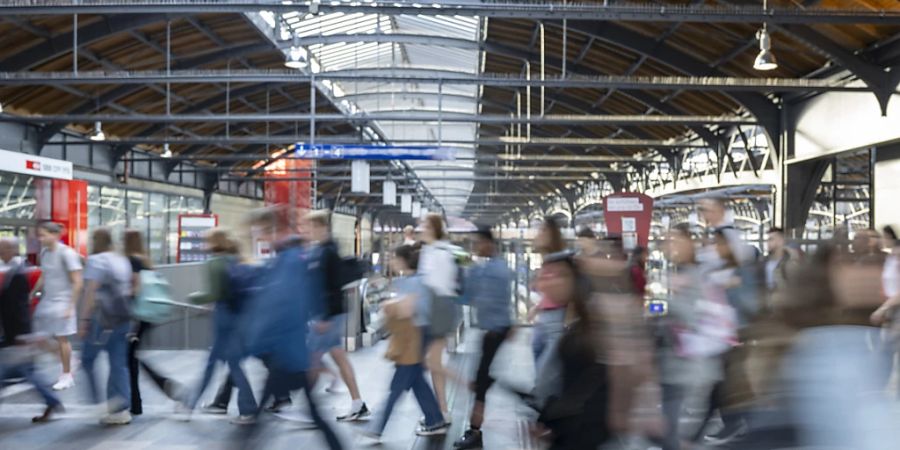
[
  {"left": 32, "top": 300, "right": 76, "bottom": 337},
  {"left": 309, "top": 313, "right": 347, "bottom": 355}
]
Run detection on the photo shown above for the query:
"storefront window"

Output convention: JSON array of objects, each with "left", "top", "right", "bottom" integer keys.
[
  {"left": 148, "top": 192, "right": 167, "bottom": 265},
  {"left": 0, "top": 174, "right": 35, "bottom": 220},
  {"left": 99, "top": 186, "right": 127, "bottom": 238}
]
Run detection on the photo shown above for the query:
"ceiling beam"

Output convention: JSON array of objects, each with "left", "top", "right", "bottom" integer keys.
[
  {"left": 0, "top": 69, "right": 868, "bottom": 92},
  {"left": 2, "top": 2, "right": 898, "bottom": 25},
  {"left": 8, "top": 112, "right": 756, "bottom": 126}
]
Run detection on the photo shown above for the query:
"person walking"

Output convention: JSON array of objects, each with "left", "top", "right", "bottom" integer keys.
[
  {"left": 241, "top": 207, "right": 343, "bottom": 450},
  {"left": 453, "top": 227, "right": 514, "bottom": 449},
  {"left": 0, "top": 237, "right": 64, "bottom": 423},
  {"left": 358, "top": 244, "right": 449, "bottom": 442},
  {"left": 123, "top": 230, "right": 185, "bottom": 416},
  {"left": 79, "top": 228, "right": 135, "bottom": 425},
  {"left": 403, "top": 225, "right": 417, "bottom": 246},
  {"left": 529, "top": 218, "right": 568, "bottom": 376},
  {"left": 31, "top": 222, "right": 82, "bottom": 391},
  {"left": 185, "top": 228, "right": 258, "bottom": 424},
  {"left": 302, "top": 210, "right": 369, "bottom": 422},
  {"left": 418, "top": 213, "right": 460, "bottom": 419}
]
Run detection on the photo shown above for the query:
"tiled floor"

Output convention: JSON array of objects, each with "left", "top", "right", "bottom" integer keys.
[{"left": 0, "top": 330, "right": 536, "bottom": 450}]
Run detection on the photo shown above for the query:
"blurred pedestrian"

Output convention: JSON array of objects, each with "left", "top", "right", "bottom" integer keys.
[
  {"left": 123, "top": 229, "right": 184, "bottom": 416},
  {"left": 628, "top": 246, "right": 648, "bottom": 300},
  {"left": 0, "top": 237, "right": 63, "bottom": 423},
  {"left": 574, "top": 227, "right": 597, "bottom": 256},
  {"left": 301, "top": 210, "right": 369, "bottom": 422},
  {"left": 358, "top": 244, "right": 449, "bottom": 442},
  {"left": 241, "top": 207, "right": 343, "bottom": 449},
  {"left": 418, "top": 213, "right": 461, "bottom": 419},
  {"left": 529, "top": 218, "right": 568, "bottom": 370},
  {"left": 31, "top": 221, "right": 82, "bottom": 391},
  {"left": 453, "top": 227, "right": 514, "bottom": 449},
  {"left": 655, "top": 225, "right": 725, "bottom": 450},
  {"left": 79, "top": 228, "right": 134, "bottom": 425},
  {"left": 403, "top": 225, "right": 417, "bottom": 246},
  {"left": 185, "top": 228, "right": 258, "bottom": 424}
]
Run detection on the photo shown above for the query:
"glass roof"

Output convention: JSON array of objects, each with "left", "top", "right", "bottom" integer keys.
[{"left": 252, "top": 9, "right": 483, "bottom": 216}]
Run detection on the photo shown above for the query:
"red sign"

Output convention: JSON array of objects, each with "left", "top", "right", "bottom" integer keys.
[
  {"left": 26, "top": 160, "right": 40, "bottom": 170},
  {"left": 603, "top": 192, "right": 654, "bottom": 250}
]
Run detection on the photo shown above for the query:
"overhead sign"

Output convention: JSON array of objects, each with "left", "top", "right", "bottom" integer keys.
[
  {"left": 0, "top": 148, "right": 73, "bottom": 180},
  {"left": 293, "top": 144, "right": 455, "bottom": 160},
  {"left": 607, "top": 196, "right": 644, "bottom": 212}
]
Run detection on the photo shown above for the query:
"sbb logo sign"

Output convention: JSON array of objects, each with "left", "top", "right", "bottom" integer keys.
[{"left": 26, "top": 160, "right": 41, "bottom": 170}]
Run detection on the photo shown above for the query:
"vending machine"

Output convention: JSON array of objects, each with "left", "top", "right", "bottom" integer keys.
[{"left": 177, "top": 214, "right": 218, "bottom": 263}]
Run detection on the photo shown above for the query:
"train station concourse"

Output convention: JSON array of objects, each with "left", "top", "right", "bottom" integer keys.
[{"left": 1, "top": 1, "right": 900, "bottom": 449}]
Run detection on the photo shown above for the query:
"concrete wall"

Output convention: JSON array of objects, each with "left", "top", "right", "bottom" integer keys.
[
  {"left": 874, "top": 146, "right": 900, "bottom": 232},
  {"left": 210, "top": 193, "right": 264, "bottom": 230},
  {"left": 794, "top": 82, "right": 900, "bottom": 161}
]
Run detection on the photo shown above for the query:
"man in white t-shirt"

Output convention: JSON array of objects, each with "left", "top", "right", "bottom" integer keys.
[
  {"left": 31, "top": 222, "right": 83, "bottom": 391},
  {"left": 402, "top": 225, "right": 417, "bottom": 246}
]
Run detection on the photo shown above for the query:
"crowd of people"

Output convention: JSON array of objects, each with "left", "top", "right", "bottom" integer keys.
[{"left": 2, "top": 199, "right": 900, "bottom": 449}]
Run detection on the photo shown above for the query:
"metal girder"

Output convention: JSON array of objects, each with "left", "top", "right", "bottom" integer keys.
[
  {"left": 8, "top": 112, "right": 756, "bottom": 126},
  {"left": 0, "top": 70, "right": 868, "bottom": 92},
  {"left": 560, "top": 22, "right": 781, "bottom": 151},
  {"left": 3, "top": 2, "right": 899, "bottom": 25},
  {"left": 777, "top": 24, "right": 895, "bottom": 113},
  {"left": 53, "top": 134, "right": 704, "bottom": 148},
  {"left": 0, "top": 14, "right": 173, "bottom": 71},
  {"left": 35, "top": 43, "right": 283, "bottom": 153},
  {"left": 483, "top": 41, "right": 721, "bottom": 146},
  {"left": 177, "top": 165, "right": 632, "bottom": 174},
  {"left": 222, "top": 175, "right": 601, "bottom": 182},
  {"left": 276, "top": 33, "right": 480, "bottom": 50},
  {"left": 125, "top": 153, "right": 652, "bottom": 163}
]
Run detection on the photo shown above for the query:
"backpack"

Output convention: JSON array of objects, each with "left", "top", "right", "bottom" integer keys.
[
  {"left": 338, "top": 256, "right": 365, "bottom": 288},
  {"left": 94, "top": 254, "right": 133, "bottom": 328},
  {"left": 131, "top": 270, "right": 176, "bottom": 324}
]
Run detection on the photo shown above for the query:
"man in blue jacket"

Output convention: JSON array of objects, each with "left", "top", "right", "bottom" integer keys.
[
  {"left": 454, "top": 227, "right": 514, "bottom": 449},
  {"left": 242, "top": 207, "right": 342, "bottom": 450}
]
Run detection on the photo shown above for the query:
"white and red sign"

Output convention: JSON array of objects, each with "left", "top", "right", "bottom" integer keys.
[{"left": 0, "top": 148, "right": 73, "bottom": 180}]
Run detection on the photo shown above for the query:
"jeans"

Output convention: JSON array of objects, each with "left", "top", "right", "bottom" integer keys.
[
  {"left": 81, "top": 319, "right": 131, "bottom": 411},
  {"left": 255, "top": 368, "right": 343, "bottom": 450},
  {"left": 190, "top": 345, "right": 256, "bottom": 415},
  {"left": 373, "top": 363, "right": 444, "bottom": 435},
  {"left": 0, "top": 350, "right": 61, "bottom": 408},
  {"left": 661, "top": 384, "right": 688, "bottom": 450}
]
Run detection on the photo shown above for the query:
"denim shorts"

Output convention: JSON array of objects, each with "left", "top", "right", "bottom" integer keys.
[{"left": 309, "top": 313, "right": 347, "bottom": 354}]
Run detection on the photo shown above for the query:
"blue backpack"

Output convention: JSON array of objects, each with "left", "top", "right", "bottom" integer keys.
[{"left": 131, "top": 270, "right": 176, "bottom": 324}]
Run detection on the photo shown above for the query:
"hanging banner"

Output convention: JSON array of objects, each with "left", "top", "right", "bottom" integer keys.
[
  {"left": 603, "top": 192, "right": 653, "bottom": 251},
  {"left": 293, "top": 144, "right": 455, "bottom": 160},
  {"left": 382, "top": 180, "right": 397, "bottom": 206},
  {"left": 401, "top": 194, "right": 412, "bottom": 213},
  {"left": 351, "top": 160, "right": 370, "bottom": 193}
]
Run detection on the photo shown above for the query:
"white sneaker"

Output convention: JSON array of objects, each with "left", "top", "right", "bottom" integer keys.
[
  {"left": 100, "top": 410, "right": 132, "bottom": 425},
  {"left": 52, "top": 374, "right": 75, "bottom": 391},
  {"left": 230, "top": 415, "right": 256, "bottom": 426},
  {"left": 274, "top": 409, "right": 316, "bottom": 425}
]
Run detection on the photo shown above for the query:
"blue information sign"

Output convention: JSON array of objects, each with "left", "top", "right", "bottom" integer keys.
[{"left": 292, "top": 144, "right": 455, "bottom": 160}]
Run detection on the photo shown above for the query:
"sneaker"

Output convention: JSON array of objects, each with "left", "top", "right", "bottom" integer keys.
[
  {"left": 231, "top": 415, "right": 256, "bottom": 426},
  {"left": 419, "top": 412, "right": 452, "bottom": 427},
  {"left": 353, "top": 427, "right": 382, "bottom": 443},
  {"left": 172, "top": 402, "right": 193, "bottom": 422},
  {"left": 100, "top": 410, "right": 132, "bottom": 426},
  {"left": 200, "top": 403, "right": 228, "bottom": 415},
  {"left": 274, "top": 409, "right": 316, "bottom": 424},
  {"left": 416, "top": 421, "right": 451, "bottom": 437},
  {"left": 266, "top": 398, "right": 291, "bottom": 413},
  {"left": 325, "top": 377, "right": 343, "bottom": 394},
  {"left": 453, "top": 428, "right": 483, "bottom": 448},
  {"left": 337, "top": 403, "right": 371, "bottom": 422},
  {"left": 703, "top": 421, "right": 748, "bottom": 445},
  {"left": 52, "top": 374, "right": 75, "bottom": 391}
]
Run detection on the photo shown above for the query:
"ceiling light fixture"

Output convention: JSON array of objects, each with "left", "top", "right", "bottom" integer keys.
[
  {"left": 161, "top": 143, "right": 172, "bottom": 158},
  {"left": 89, "top": 121, "right": 105, "bottom": 141},
  {"left": 284, "top": 34, "right": 307, "bottom": 69},
  {"left": 753, "top": 0, "right": 777, "bottom": 71}
]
